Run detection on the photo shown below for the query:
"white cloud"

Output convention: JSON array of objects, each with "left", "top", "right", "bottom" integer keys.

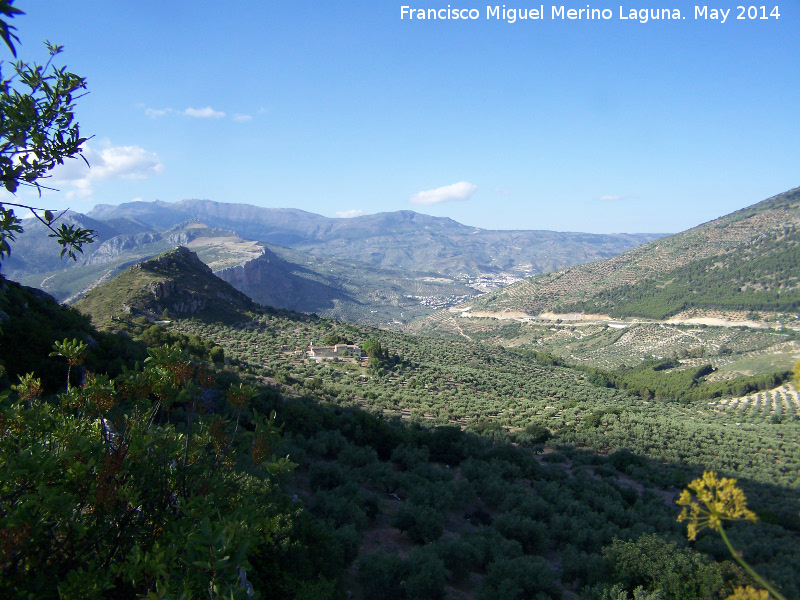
[
  {"left": 598, "top": 194, "right": 639, "bottom": 202},
  {"left": 233, "top": 113, "right": 253, "bottom": 122},
  {"left": 335, "top": 209, "right": 364, "bottom": 218},
  {"left": 184, "top": 106, "right": 226, "bottom": 119},
  {"left": 145, "top": 107, "right": 173, "bottom": 118},
  {"left": 409, "top": 181, "right": 477, "bottom": 206},
  {"left": 51, "top": 142, "right": 163, "bottom": 199}
]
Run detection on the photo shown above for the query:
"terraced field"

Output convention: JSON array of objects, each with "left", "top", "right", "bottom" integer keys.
[
  {"left": 414, "top": 314, "right": 800, "bottom": 376},
  {"left": 708, "top": 383, "right": 800, "bottom": 424}
]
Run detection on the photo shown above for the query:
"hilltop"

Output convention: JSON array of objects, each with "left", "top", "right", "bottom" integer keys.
[
  {"left": 73, "top": 246, "right": 257, "bottom": 325},
  {"left": 4, "top": 218, "right": 263, "bottom": 304}
]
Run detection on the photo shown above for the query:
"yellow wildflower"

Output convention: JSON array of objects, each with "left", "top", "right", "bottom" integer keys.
[
  {"left": 676, "top": 471, "right": 757, "bottom": 541},
  {"left": 725, "top": 586, "right": 772, "bottom": 600}
]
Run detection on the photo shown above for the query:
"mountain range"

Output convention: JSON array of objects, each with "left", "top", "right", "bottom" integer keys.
[
  {"left": 85, "top": 199, "right": 665, "bottom": 277},
  {"left": 4, "top": 199, "right": 664, "bottom": 325}
]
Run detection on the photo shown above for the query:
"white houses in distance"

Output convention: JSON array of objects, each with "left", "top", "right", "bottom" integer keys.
[{"left": 306, "top": 343, "right": 363, "bottom": 363}]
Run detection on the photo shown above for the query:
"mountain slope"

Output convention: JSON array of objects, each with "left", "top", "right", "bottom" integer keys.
[
  {"left": 73, "top": 246, "right": 257, "bottom": 325},
  {"left": 450, "top": 187, "right": 800, "bottom": 319},
  {"left": 6, "top": 220, "right": 263, "bottom": 304},
  {"left": 216, "top": 243, "right": 477, "bottom": 325},
  {"left": 87, "top": 199, "right": 665, "bottom": 278}
]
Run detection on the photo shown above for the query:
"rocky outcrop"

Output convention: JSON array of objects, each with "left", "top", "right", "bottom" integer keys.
[
  {"left": 215, "top": 248, "right": 348, "bottom": 312},
  {"left": 215, "top": 249, "right": 287, "bottom": 307}
]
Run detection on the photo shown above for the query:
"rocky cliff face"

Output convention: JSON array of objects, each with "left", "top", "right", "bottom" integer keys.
[
  {"left": 74, "top": 246, "right": 258, "bottom": 324},
  {"left": 215, "top": 247, "right": 349, "bottom": 313},
  {"left": 215, "top": 248, "right": 290, "bottom": 308}
]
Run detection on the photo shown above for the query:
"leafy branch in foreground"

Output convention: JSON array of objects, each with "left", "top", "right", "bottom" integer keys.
[
  {"left": 0, "top": 3, "right": 96, "bottom": 262},
  {"left": 48, "top": 337, "right": 87, "bottom": 392},
  {"left": 0, "top": 0, "right": 23, "bottom": 57},
  {"left": 1, "top": 40, "right": 89, "bottom": 195},
  {"left": 0, "top": 341, "right": 296, "bottom": 598},
  {"left": 677, "top": 471, "right": 787, "bottom": 600},
  {"left": 0, "top": 201, "right": 97, "bottom": 261}
]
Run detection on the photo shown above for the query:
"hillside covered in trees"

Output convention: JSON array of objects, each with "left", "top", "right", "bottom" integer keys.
[
  {"left": 434, "top": 187, "right": 800, "bottom": 321},
  {"left": 4, "top": 247, "right": 796, "bottom": 599},
  {"left": 1, "top": 2, "right": 798, "bottom": 598}
]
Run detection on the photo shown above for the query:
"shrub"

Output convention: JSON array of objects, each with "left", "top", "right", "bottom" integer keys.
[
  {"left": 477, "top": 555, "right": 560, "bottom": 600},
  {"left": 357, "top": 552, "right": 408, "bottom": 600},
  {"left": 393, "top": 503, "right": 444, "bottom": 544}
]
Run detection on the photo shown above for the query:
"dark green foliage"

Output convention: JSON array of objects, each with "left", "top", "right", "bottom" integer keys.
[
  {"left": 600, "top": 534, "right": 738, "bottom": 599},
  {"left": 493, "top": 511, "right": 550, "bottom": 554},
  {"left": 433, "top": 537, "right": 481, "bottom": 583},
  {"left": 462, "top": 526, "right": 524, "bottom": 568},
  {"left": 581, "top": 358, "right": 791, "bottom": 403},
  {"left": 339, "top": 443, "right": 379, "bottom": 468},
  {"left": 405, "top": 549, "right": 447, "bottom": 600},
  {"left": 324, "top": 332, "right": 349, "bottom": 346},
  {"left": 309, "top": 484, "right": 369, "bottom": 530},
  {"left": 0, "top": 341, "right": 302, "bottom": 599},
  {"left": 309, "top": 461, "right": 347, "bottom": 490},
  {"left": 358, "top": 552, "right": 409, "bottom": 600},
  {"left": 0, "top": 278, "right": 146, "bottom": 392},
  {"left": 427, "top": 425, "right": 469, "bottom": 464},
  {"left": 560, "top": 226, "right": 800, "bottom": 319},
  {"left": 391, "top": 442, "right": 430, "bottom": 470},
  {"left": 516, "top": 422, "right": 553, "bottom": 446},
  {"left": 249, "top": 510, "right": 357, "bottom": 600},
  {"left": 609, "top": 449, "right": 647, "bottom": 472},
  {"left": 477, "top": 555, "right": 560, "bottom": 600},
  {"left": 393, "top": 502, "right": 445, "bottom": 544},
  {"left": 210, "top": 344, "right": 225, "bottom": 363},
  {"left": 362, "top": 337, "right": 382, "bottom": 358},
  {"left": 561, "top": 545, "right": 606, "bottom": 587}
]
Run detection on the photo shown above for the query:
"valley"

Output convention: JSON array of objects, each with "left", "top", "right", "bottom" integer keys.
[
  {"left": 3, "top": 3, "right": 798, "bottom": 597},
  {"left": 2, "top": 188, "right": 799, "bottom": 600},
  {"left": 6, "top": 199, "right": 665, "bottom": 325}
]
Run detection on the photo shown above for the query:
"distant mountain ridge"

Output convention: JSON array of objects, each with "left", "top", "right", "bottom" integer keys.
[
  {"left": 87, "top": 199, "right": 666, "bottom": 277},
  {"left": 3, "top": 199, "right": 667, "bottom": 325}
]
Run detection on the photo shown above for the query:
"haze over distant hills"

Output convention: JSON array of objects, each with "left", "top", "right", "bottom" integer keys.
[
  {"left": 86, "top": 199, "right": 665, "bottom": 277},
  {"left": 4, "top": 199, "right": 665, "bottom": 325}
]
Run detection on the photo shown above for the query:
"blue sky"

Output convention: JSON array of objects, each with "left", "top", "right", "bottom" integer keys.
[{"left": 7, "top": 1, "right": 799, "bottom": 233}]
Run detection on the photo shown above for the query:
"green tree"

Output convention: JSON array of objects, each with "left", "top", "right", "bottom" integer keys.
[
  {"left": 0, "top": 1, "right": 96, "bottom": 264},
  {"left": 48, "top": 336, "right": 87, "bottom": 392},
  {"left": 0, "top": 342, "right": 296, "bottom": 598},
  {"left": 362, "top": 338, "right": 382, "bottom": 358}
]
